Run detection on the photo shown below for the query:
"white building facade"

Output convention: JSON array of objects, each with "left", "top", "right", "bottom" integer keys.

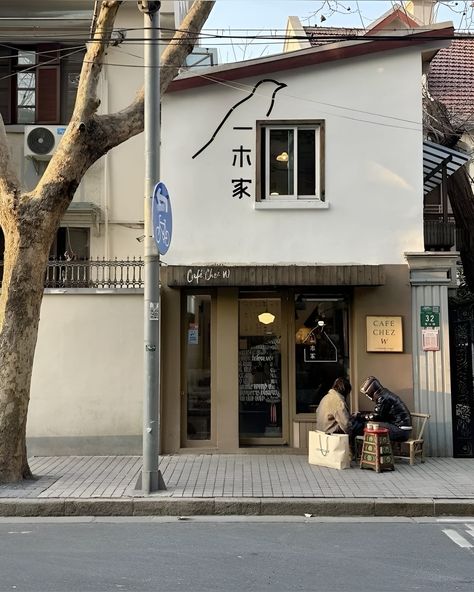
[{"left": 0, "top": 3, "right": 457, "bottom": 456}]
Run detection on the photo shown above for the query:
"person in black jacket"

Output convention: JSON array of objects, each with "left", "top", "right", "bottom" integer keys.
[{"left": 354, "top": 376, "right": 412, "bottom": 442}]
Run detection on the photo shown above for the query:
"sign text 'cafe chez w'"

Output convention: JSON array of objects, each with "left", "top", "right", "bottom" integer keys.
[{"left": 366, "top": 316, "right": 403, "bottom": 353}]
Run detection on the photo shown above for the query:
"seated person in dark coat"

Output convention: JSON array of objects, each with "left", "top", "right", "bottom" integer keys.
[{"left": 354, "top": 376, "right": 412, "bottom": 442}]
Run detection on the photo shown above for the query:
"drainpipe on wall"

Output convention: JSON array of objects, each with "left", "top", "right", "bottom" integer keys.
[{"left": 100, "top": 67, "right": 110, "bottom": 260}]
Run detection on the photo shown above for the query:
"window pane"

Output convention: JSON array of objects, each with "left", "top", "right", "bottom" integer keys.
[
  {"left": 260, "top": 128, "right": 266, "bottom": 199},
  {"left": 297, "top": 129, "right": 316, "bottom": 196},
  {"left": 18, "top": 50, "right": 36, "bottom": 65},
  {"left": 269, "top": 129, "right": 294, "bottom": 196},
  {"left": 61, "top": 50, "right": 85, "bottom": 123},
  {"left": 18, "top": 107, "right": 35, "bottom": 123},
  {"left": 18, "top": 89, "right": 35, "bottom": 107},
  {"left": 0, "top": 48, "right": 11, "bottom": 125},
  {"left": 52, "top": 227, "right": 90, "bottom": 261},
  {"left": 186, "top": 295, "right": 211, "bottom": 440},
  {"left": 18, "top": 72, "right": 35, "bottom": 88},
  {"left": 295, "top": 296, "right": 348, "bottom": 414},
  {"left": 239, "top": 298, "right": 282, "bottom": 439}
]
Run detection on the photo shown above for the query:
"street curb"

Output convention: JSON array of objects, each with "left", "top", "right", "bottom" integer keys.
[{"left": 0, "top": 497, "right": 474, "bottom": 517}]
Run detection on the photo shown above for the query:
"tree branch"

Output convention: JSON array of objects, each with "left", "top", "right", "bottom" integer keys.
[
  {"left": 34, "top": 1, "right": 121, "bottom": 204},
  {"left": 34, "top": 0, "right": 214, "bottom": 212},
  {"left": 98, "top": 0, "right": 215, "bottom": 150},
  {"left": 74, "top": 0, "right": 122, "bottom": 120}
]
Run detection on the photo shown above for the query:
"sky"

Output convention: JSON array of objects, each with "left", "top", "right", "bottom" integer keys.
[{"left": 202, "top": 0, "right": 473, "bottom": 62}]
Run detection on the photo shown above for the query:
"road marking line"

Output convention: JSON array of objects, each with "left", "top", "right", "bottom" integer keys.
[
  {"left": 464, "top": 527, "right": 474, "bottom": 539},
  {"left": 442, "top": 529, "right": 473, "bottom": 548}
]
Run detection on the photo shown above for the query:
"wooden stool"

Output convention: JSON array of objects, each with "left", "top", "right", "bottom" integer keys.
[{"left": 360, "top": 426, "right": 394, "bottom": 472}]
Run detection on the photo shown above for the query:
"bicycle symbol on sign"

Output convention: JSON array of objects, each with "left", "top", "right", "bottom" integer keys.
[{"left": 156, "top": 219, "right": 170, "bottom": 247}]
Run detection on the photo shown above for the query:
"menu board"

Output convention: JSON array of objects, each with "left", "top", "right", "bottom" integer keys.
[{"left": 239, "top": 338, "right": 281, "bottom": 403}]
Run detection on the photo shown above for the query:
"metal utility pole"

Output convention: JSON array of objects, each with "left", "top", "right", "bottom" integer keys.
[{"left": 139, "top": 0, "right": 165, "bottom": 493}]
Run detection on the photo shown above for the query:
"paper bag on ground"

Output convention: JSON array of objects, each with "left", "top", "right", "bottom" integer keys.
[{"left": 308, "top": 430, "right": 351, "bottom": 470}]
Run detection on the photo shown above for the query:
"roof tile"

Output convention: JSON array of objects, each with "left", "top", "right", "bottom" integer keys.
[{"left": 428, "top": 38, "right": 474, "bottom": 117}]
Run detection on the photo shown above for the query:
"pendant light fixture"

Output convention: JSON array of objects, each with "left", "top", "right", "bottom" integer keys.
[{"left": 258, "top": 300, "right": 275, "bottom": 325}]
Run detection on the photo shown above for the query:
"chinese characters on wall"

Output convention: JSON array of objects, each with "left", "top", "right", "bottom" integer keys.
[
  {"left": 232, "top": 128, "right": 253, "bottom": 199},
  {"left": 191, "top": 78, "right": 287, "bottom": 201}
]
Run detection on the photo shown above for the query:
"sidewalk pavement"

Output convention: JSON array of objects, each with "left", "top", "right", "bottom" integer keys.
[{"left": 1, "top": 454, "right": 474, "bottom": 518}]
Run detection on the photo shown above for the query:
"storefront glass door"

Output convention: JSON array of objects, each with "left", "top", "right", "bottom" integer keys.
[
  {"left": 294, "top": 296, "right": 349, "bottom": 414},
  {"left": 183, "top": 294, "right": 212, "bottom": 443},
  {"left": 238, "top": 298, "right": 285, "bottom": 445}
]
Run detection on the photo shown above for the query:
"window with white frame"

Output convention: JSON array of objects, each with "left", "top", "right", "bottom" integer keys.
[{"left": 257, "top": 121, "right": 324, "bottom": 202}]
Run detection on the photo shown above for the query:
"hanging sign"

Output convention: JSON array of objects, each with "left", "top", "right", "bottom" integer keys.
[
  {"left": 420, "top": 305, "right": 440, "bottom": 328},
  {"left": 188, "top": 323, "right": 199, "bottom": 345},
  {"left": 152, "top": 182, "right": 172, "bottom": 255}
]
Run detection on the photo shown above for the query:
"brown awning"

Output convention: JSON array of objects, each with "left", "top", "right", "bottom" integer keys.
[{"left": 166, "top": 265, "right": 385, "bottom": 288}]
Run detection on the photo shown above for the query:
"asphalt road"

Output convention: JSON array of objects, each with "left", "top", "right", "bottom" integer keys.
[{"left": 0, "top": 517, "right": 473, "bottom": 592}]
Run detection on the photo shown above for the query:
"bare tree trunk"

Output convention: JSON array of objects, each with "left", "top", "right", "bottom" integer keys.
[
  {"left": 0, "top": 0, "right": 215, "bottom": 483},
  {"left": 0, "top": 210, "right": 56, "bottom": 481}
]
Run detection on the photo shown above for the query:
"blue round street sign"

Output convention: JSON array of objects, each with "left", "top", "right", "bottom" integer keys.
[{"left": 152, "top": 182, "right": 172, "bottom": 255}]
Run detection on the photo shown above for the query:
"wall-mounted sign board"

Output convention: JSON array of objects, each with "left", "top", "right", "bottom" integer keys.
[
  {"left": 366, "top": 316, "right": 403, "bottom": 353},
  {"left": 422, "top": 328, "right": 440, "bottom": 351},
  {"left": 420, "top": 305, "right": 440, "bottom": 328}
]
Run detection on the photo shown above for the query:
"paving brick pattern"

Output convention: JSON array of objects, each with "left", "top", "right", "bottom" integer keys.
[{"left": 1, "top": 455, "right": 474, "bottom": 500}]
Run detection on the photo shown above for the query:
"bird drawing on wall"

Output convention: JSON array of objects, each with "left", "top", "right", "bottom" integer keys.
[{"left": 192, "top": 78, "right": 288, "bottom": 159}]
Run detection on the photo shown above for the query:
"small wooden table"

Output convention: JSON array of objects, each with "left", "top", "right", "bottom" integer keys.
[{"left": 360, "top": 426, "right": 395, "bottom": 472}]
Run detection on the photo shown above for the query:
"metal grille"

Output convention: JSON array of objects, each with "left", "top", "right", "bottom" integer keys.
[
  {"left": 44, "top": 258, "right": 144, "bottom": 289},
  {"left": 424, "top": 219, "right": 456, "bottom": 249},
  {"left": 449, "top": 294, "right": 474, "bottom": 457}
]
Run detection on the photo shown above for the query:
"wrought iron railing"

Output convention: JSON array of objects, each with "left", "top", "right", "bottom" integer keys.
[
  {"left": 44, "top": 258, "right": 144, "bottom": 289},
  {"left": 0, "top": 258, "right": 144, "bottom": 289}
]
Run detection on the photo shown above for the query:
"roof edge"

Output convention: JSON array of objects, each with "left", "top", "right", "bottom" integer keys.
[{"left": 168, "top": 23, "right": 454, "bottom": 93}]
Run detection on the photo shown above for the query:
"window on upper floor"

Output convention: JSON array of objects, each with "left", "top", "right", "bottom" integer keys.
[
  {"left": 0, "top": 226, "right": 90, "bottom": 288},
  {"left": 50, "top": 227, "right": 90, "bottom": 261},
  {"left": 0, "top": 45, "right": 85, "bottom": 125},
  {"left": 0, "top": 226, "right": 90, "bottom": 263},
  {"left": 256, "top": 121, "right": 325, "bottom": 204}
]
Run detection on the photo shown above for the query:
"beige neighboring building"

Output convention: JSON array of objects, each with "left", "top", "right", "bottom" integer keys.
[{"left": 0, "top": 2, "right": 464, "bottom": 457}]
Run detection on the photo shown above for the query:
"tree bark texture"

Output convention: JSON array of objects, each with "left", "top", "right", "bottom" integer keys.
[{"left": 0, "top": 0, "right": 214, "bottom": 483}]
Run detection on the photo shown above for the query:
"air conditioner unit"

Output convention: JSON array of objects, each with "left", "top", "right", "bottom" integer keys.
[{"left": 24, "top": 125, "right": 66, "bottom": 160}]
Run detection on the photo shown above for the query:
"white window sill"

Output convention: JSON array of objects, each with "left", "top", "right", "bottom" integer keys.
[{"left": 254, "top": 200, "right": 329, "bottom": 210}]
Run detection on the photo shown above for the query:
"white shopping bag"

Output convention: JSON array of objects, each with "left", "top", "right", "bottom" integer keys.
[{"left": 308, "top": 430, "right": 351, "bottom": 470}]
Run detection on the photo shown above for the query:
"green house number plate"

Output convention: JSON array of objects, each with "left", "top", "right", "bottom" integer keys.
[{"left": 420, "top": 306, "right": 440, "bottom": 328}]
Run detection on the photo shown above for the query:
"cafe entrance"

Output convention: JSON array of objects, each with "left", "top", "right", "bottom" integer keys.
[
  {"left": 167, "top": 264, "right": 390, "bottom": 454},
  {"left": 238, "top": 291, "right": 349, "bottom": 447},
  {"left": 238, "top": 296, "right": 288, "bottom": 445}
]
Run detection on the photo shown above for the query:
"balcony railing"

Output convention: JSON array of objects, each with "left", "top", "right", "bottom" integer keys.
[
  {"left": 45, "top": 258, "right": 144, "bottom": 289},
  {"left": 424, "top": 219, "right": 456, "bottom": 250},
  {"left": 0, "top": 258, "right": 144, "bottom": 290}
]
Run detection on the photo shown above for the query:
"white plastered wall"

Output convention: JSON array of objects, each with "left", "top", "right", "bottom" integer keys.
[
  {"left": 161, "top": 48, "right": 425, "bottom": 266},
  {"left": 27, "top": 294, "right": 143, "bottom": 447}
]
